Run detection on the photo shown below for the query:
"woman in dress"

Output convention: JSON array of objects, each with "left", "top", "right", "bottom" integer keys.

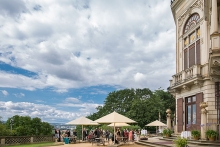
[{"left": 129, "top": 129, "right": 133, "bottom": 141}]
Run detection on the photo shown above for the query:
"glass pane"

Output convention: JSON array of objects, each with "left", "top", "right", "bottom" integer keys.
[
  {"left": 187, "top": 97, "right": 191, "bottom": 103},
  {"left": 187, "top": 105, "right": 191, "bottom": 124},
  {"left": 192, "top": 96, "right": 196, "bottom": 102},
  {"left": 192, "top": 104, "right": 196, "bottom": 124},
  {"left": 184, "top": 37, "right": 188, "bottom": 47},
  {"left": 190, "top": 32, "right": 195, "bottom": 43},
  {"left": 196, "top": 28, "right": 200, "bottom": 38}
]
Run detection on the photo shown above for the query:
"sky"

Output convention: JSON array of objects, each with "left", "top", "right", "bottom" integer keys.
[{"left": 0, "top": 0, "right": 176, "bottom": 123}]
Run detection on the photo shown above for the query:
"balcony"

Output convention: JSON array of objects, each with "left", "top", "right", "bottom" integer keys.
[{"left": 169, "top": 65, "right": 203, "bottom": 93}]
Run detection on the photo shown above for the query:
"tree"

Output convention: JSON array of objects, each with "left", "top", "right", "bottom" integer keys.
[
  {"left": 87, "top": 88, "right": 175, "bottom": 130},
  {"left": 4, "top": 115, "right": 53, "bottom": 136}
]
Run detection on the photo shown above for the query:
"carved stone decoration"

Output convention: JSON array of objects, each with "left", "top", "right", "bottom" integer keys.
[
  {"left": 183, "top": 85, "right": 190, "bottom": 90},
  {"left": 210, "top": 69, "right": 220, "bottom": 75},
  {"left": 166, "top": 109, "right": 172, "bottom": 117},
  {"left": 200, "top": 102, "right": 208, "bottom": 114},
  {"left": 166, "top": 109, "right": 172, "bottom": 129},
  {"left": 200, "top": 37, "right": 203, "bottom": 44},
  {"left": 194, "top": 80, "right": 203, "bottom": 87},
  {"left": 210, "top": 76, "right": 220, "bottom": 82},
  {"left": 212, "top": 57, "right": 220, "bottom": 66},
  {"left": 178, "top": 0, "right": 203, "bottom": 35}
]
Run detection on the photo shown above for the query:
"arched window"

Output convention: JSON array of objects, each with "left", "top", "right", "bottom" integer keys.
[
  {"left": 183, "top": 13, "right": 200, "bottom": 70},
  {"left": 183, "top": 13, "right": 200, "bottom": 34}
]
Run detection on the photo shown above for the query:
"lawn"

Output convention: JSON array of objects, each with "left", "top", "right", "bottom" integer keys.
[{"left": 6, "top": 142, "right": 61, "bottom": 147}]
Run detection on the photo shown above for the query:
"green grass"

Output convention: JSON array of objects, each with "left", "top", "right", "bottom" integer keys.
[{"left": 6, "top": 142, "right": 62, "bottom": 147}]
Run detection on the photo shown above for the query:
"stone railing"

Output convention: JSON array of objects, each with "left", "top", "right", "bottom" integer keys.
[
  {"left": 170, "top": 64, "right": 202, "bottom": 87},
  {"left": 0, "top": 135, "right": 54, "bottom": 146}
]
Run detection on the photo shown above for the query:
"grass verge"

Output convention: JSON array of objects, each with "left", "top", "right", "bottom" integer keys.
[{"left": 6, "top": 142, "right": 63, "bottom": 147}]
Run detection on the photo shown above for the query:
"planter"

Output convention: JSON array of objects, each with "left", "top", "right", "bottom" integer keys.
[
  {"left": 209, "top": 137, "right": 215, "bottom": 141},
  {"left": 166, "top": 134, "right": 170, "bottom": 138},
  {"left": 193, "top": 136, "right": 199, "bottom": 140}
]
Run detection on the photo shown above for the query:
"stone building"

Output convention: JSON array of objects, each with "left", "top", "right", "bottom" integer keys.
[{"left": 169, "top": 0, "right": 220, "bottom": 138}]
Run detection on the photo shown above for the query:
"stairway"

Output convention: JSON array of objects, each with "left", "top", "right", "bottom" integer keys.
[{"left": 136, "top": 136, "right": 220, "bottom": 147}]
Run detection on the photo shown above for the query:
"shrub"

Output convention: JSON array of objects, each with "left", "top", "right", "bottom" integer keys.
[
  {"left": 162, "top": 128, "right": 172, "bottom": 137},
  {"left": 191, "top": 130, "right": 200, "bottom": 138},
  {"left": 205, "top": 129, "right": 218, "bottom": 138},
  {"left": 173, "top": 136, "right": 187, "bottom": 147}
]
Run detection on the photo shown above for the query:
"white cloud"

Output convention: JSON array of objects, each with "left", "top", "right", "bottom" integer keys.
[
  {"left": 0, "top": 101, "right": 98, "bottom": 123},
  {"left": 2, "top": 90, "right": 8, "bottom": 96},
  {"left": 0, "top": 0, "right": 175, "bottom": 92},
  {"left": 14, "top": 92, "right": 25, "bottom": 98}
]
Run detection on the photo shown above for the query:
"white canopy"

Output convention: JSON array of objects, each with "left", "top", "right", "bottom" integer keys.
[
  {"left": 95, "top": 111, "right": 136, "bottom": 144},
  {"left": 145, "top": 120, "right": 167, "bottom": 126},
  {"left": 108, "top": 122, "right": 130, "bottom": 127},
  {"left": 94, "top": 111, "right": 136, "bottom": 123},
  {"left": 66, "top": 116, "right": 99, "bottom": 125},
  {"left": 66, "top": 116, "right": 99, "bottom": 141}
]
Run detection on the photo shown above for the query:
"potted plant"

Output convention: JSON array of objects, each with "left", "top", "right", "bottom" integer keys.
[
  {"left": 191, "top": 130, "right": 200, "bottom": 140},
  {"left": 173, "top": 137, "right": 187, "bottom": 147},
  {"left": 205, "top": 129, "right": 218, "bottom": 141},
  {"left": 163, "top": 128, "right": 172, "bottom": 137}
]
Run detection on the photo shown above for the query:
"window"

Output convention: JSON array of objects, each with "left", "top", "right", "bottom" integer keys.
[
  {"left": 186, "top": 96, "right": 196, "bottom": 125},
  {"left": 183, "top": 13, "right": 200, "bottom": 70}
]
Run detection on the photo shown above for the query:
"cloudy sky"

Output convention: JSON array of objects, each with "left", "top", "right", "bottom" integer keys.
[{"left": 0, "top": 0, "right": 176, "bottom": 123}]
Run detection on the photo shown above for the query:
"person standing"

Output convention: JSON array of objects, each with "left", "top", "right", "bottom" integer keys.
[
  {"left": 129, "top": 129, "right": 133, "bottom": 141},
  {"left": 83, "top": 128, "right": 87, "bottom": 141}
]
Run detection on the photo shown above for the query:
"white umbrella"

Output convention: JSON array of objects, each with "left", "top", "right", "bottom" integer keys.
[
  {"left": 145, "top": 120, "right": 167, "bottom": 126},
  {"left": 66, "top": 116, "right": 99, "bottom": 141},
  {"left": 146, "top": 120, "right": 167, "bottom": 134},
  {"left": 108, "top": 122, "right": 130, "bottom": 127},
  {"left": 94, "top": 111, "right": 136, "bottom": 144}
]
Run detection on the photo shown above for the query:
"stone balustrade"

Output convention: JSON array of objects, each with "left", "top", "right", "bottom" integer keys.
[{"left": 170, "top": 64, "right": 202, "bottom": 88}]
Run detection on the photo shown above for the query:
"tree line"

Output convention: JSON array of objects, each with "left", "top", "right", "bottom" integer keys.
[
  {"left": 87, "top": 88, "right": 175, "bottom": 129},
  {"left": 0, "top": 115, "right": 53, "bottom": 136}
]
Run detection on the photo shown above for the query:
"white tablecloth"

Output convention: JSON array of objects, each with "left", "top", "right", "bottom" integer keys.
[{"left": 181, "top": 131, "right": 191, "bottom": 139}]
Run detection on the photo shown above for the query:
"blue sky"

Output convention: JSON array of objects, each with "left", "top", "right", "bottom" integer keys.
[{"left": 0, "top": 0, "right": 175, "bottom": 123}]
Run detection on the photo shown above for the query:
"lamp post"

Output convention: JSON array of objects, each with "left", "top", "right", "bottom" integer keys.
[{"left": 10, "top": 119, "right": 14, "bottom": 134}]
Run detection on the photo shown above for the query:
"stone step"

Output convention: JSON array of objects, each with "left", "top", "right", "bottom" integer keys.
[
  {"left": 136, "top": 141, "right": 172, "bottom": 147},
  {"left": 160, "top": 137, "right": 220, "bottom": 147}
]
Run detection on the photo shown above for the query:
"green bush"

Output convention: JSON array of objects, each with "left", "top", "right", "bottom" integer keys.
[
  {"left": 191, "top": 130, "right": 200, "bottom": 138},
  {"left": 173, "top": 136, "right": 187, "bottom": 147},
  {"left": 162, "top": 128, "right": 172, "bottom": 137},
  {"left": 205, "top": 129, "right": 218, "bottom": 138}
]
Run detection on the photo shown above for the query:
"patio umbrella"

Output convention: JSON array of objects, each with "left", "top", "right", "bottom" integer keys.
[
  {"left": 66, "top": 116, "right": 99, "bottom": 141},
  {"left": 146, "top": 120, "right": 167, "bottom": 134},
  {"left": 94, "top": 111, "right": 136, "bottom": 144},
  {"left": 108, "top": 122, "right": 130, "bottom": 127},
  {"left": 145, "top": 120, "right": 167, "bottom": 126}
]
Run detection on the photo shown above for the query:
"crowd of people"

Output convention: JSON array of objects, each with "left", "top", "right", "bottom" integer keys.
[
  {"left": 54, "top": 129, "right": 77, "bottom": 142},
  {"left": 54, "top": 128, "right": 147, "bottom": 144}
]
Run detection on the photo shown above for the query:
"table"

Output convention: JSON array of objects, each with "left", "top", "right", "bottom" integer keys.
[
  {"left": 181, "top": 131, "right": 191, "bottom": 139},
  {"left": 92, "top": 138, "right": 105, "bottom": 146}
]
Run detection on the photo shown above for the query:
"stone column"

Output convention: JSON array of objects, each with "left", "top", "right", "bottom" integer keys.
[
  {"left": 1, "top": 138, "right": 5, "bottom": 145},
  {"left": 211, "top": 0, "right": 218, "bottom": 34},
  {"left": 200, "top": 102, "right": 208, "bottom": 140},
  {"left": 159, "top": 112, "right": 161, "bottom": 132},
  {"left": 166, "top": 109, "right": 172, "bottom": 129}
]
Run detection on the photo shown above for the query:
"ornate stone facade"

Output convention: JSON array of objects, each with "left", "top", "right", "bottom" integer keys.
[{"left": 170, "top": 0, "right": 220, "bottom": 137}]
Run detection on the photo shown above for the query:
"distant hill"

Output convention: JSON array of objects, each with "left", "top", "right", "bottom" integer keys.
[{"left": 50, "top": 123, "right": 76, "bottom": 130}]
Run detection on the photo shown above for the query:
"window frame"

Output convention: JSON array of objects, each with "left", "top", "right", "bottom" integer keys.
[
  {"left": 185, "top": 96, "right": 197, "bottom": 126},
  {"left": 182, "top": 13, "right": 201, "bottom": 70}
]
